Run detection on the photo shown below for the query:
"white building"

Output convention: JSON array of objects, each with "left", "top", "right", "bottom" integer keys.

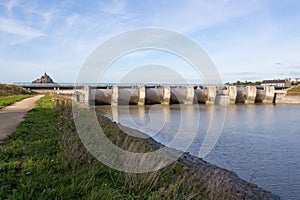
[
  {"left": 290, "top": 78, "right": 300, "bottom": 83},
  {"left": 261, "top": 79, "right": 290, "bottom": 87}
]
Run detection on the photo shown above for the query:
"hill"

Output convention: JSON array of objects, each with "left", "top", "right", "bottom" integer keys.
[
  {"left": 288, "top": 86, "right": 300, "bottom": 93},
  {"left": 0, "top": 84, "right": 30, "bottom": 96},
  {"left": 32, "top": 72, "right": 55, "bottom": 83},
  {"left": 286, "top": 86, "right": 300, "bottom": 96}
]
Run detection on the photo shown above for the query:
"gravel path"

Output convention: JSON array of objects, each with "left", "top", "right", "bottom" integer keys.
[{"left": 0, "top": 95, "right": 44, "bottom": 143}]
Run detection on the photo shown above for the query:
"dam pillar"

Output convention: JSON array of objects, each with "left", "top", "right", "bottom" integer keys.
[
  {"left": 206, "top": 86, "right": 216, "bottom": 105},
  {"left": 83, "top": 85, "right": 90, "bottom": 106},
  {"left": 138, "top": 86, "right": 146, "bottom": 105},
  {"left": 244, "top": 86, "right": 257, "bottom": 104},
  {"left": 263, "top": 86, "right": 275, "bottom": 104},
  {"left": 74, "top": 91, "right": 83, "bottom": 103},
  {"left": 162, "top": 86, "right": 171, "bottom": 105},
  {"left": 184, "top": 86, "right": 195, "bottom": 104},
  {"left": 229, "top": 86, "right": 237, "bottom": 104},
  {"left": 111, "top": 86, "right": 119, "bottom": 106}
]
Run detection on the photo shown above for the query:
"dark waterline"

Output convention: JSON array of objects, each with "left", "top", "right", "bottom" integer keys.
[{"left": 96, "top": 104, "right": 300, "bottom": 199}]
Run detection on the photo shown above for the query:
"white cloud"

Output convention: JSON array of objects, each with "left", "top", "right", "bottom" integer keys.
[
  {"left": 0, "top": 18, "right": 45, "bottom": 40},
  {"left": 66, "top": 14, "right": 79, "bottom": 29},
  {"left": 142, "top": 0, "right": 262, "bottom": 34},
  {"left": 100, "top": 0, "right": 126, "bottom": 15},
  {"left": 42, "top": 11, "right": 55, "bottom": 28},
  {"left": 6, "top": 0, "right": 18, "bottom": 13}
]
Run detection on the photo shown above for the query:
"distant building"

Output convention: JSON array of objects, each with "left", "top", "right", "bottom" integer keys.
[
  {"left": 290, "top": 78, "right": 300, "bottom": 83},
  {"left": 261, "top": 79, "right": 291, "bottom": 87},
  {"left": 32, "top": 72, "right": 55, "bottom": 84}
]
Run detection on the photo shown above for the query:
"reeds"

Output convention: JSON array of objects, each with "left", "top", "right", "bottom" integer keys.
[{"left": 53, "top": 95, "right": 210, "bottom": 199}]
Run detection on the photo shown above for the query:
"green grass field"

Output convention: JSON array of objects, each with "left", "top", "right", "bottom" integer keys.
[
  {"left": 0, "top": 95, "right": 33, "bottom": 109},
  {"left": 0, "top": 95, "right": 213, "bottom": 199}
]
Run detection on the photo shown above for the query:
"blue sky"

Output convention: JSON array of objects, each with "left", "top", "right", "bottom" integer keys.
[{"left": 0, "top": 0, "right": 300, "bottom": 83}]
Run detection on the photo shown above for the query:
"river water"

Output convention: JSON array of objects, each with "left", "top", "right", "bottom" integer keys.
[{"left": 96, "top": 104, "right": 300, "bottom": 199}]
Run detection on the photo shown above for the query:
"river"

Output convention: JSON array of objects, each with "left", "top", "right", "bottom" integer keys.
[{"left": 96, "top": 104, "right": 300, "bottom": 199}]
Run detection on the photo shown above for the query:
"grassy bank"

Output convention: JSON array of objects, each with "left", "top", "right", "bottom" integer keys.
[
  {"left": 0, "top": 84, "right": 32, "bottom": 109},
  {"left": 0, "top": 84, "right": 30, "bottom": 96},
  {"left": 287, "top": 86, "right": 300, "bottom": 98},
  {"left": 0, "top": 95, "right": 279, "bottom": 199},
  {"left": 288, "top": 86, "right": 300, "bottom": 94},
  {"left": 0, "top": 95, "right": 212, "bottom": 199},
  {"left": 0, "top": 95, "right": 33, "bottom": 109}
]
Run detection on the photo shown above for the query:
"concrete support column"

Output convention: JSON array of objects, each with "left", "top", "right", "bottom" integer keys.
[
  {"left": 162, "top": 86, "right": 171, "bottom": 105},
  {"left": 73, "top": 91, "right": 80, "bottom": 102},
  {"left": 83, "top": 85, "right": 90, "bottom": 106},
  {"left": 184, "top": 86, "right": 195, "bottom": 104},
  {"left": 229, "top": 86, "right": 237, "bottom": 104},
  {"left": 111, "top": 105, "right": 119, "bottom": 123},
  {"left": 206, "top": 86, "right": 216, "bottom": 105},
  {"left": 244, "top": 86, "right": 257, "bottom": 104},
  {"left": 138, "top": 86, "right": 146, "bottom": 105},
  {"left": 263, "top": 86, "right": 275, "bottom": 104},
  {"left": 111, "top": 86, "right": 119, "bottom": 106}
]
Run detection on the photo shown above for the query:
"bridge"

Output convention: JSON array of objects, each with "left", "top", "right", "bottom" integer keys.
[{"left": 15, "top": 82, "right": 290, "bottom": 105}]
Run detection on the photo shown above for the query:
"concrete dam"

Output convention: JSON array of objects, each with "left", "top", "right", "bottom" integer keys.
[{"left": 75, "top": 85, "right": 278, "bottom": 106}]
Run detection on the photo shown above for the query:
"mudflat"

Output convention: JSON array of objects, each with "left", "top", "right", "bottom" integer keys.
[{"left": 0, "top": 95, "right": 44, "bottom": 143}]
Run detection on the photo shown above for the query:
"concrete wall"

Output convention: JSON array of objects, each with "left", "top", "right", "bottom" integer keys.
[
  {"left": 244, "top": 86, "right": 257, "bottom": 104},
  {"left": 53, "top": 85, "right": 300, "bottom": 105},
  {"left": 255, "top": 86, "right": 275, "bottom": 104},
  {"left": 118, "top": 88, "right": 139, "bottom": 105},
  {"left": 185, "top": 86, "right": 195, "bottom": 104},
  {"left": 206, "top": 86, "right": 216, "bottom": 105},
  {"left": 111, "top": 86, "right": 118, "bottom": 106},
  {"left": 31, "top": 89, "right": 75, "bottom": 95},
  {"left": 138, "top": 86, "right": 145, "bottom": 105},
  {"left": 194, "top": 86, "right": 217, "bottom": 104},
  {"left": 228, "top": 86, "right": 237, "bottom": 104},
  {"left": 145, "top": 88, "right": 163, "bottom": 104},
  {"left": 162, "top": 86, "right": 171, "bottom": 105},
  {"left": 94, "top": 89, "right": 112, "bottom": 105},
  {"left": 169, "top": 86, "right": 195, "bottom": 104},
  {"left": 170, "top": 87, "right": 186, "bottom": 104},
  {"left": 255, "top": 89, "right": 265, "bottom": 103},
  {"left": 275, "top": 94, "right": 300, "bottom": 104},
  {"left": 82, "top": 85, "right": 90, "bottom": 106},
  {"left": 194, "top": 87, "right": 208, "bottom": 104},
  {"left": 236, "top": 86, "right": 257, "bottom": 104},
  {"left": 264, "top": 86, "right": 275, "bottom": 104}
]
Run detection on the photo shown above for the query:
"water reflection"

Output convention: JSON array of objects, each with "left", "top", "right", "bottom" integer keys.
[{"left": 96, "top": 104, "right": 300, "bottom": 199}]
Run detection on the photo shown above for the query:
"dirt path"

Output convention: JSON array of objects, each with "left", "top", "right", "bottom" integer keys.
[{"left": 0, "top": 95, "right": 44, "bottom": 143}]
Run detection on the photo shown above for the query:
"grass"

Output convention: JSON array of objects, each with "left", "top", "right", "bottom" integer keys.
[
  {"left": 0, "top": 84, "right": 30, "bottom": 96},
  {"left": 0, "top": 84, "right": 32, "bottom": 109},
  {"left": 287, "top": 86, "right": 300, "bottom": 96},
  {"left": 288, "top": 86, "right": 300, "bottom": 93},
  {"left": 0, "top": 94, "right": 214, "bottom": 199},
  {"left": 0, "top": 95, "right": 33, "bottom": 109}
]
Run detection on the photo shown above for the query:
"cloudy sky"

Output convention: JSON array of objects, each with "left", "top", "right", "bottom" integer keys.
[{"left": 0, "top": 0, "right": 300, "bottom": 84}]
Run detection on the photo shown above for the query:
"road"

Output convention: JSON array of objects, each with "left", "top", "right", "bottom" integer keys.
[{"left": 0, "top": 95, "right": 44, "bottom": 143}]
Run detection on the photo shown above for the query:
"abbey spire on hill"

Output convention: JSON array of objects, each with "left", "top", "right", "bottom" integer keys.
[{"left": 32, "top": 72, "right": 55, "bottom": 84}]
